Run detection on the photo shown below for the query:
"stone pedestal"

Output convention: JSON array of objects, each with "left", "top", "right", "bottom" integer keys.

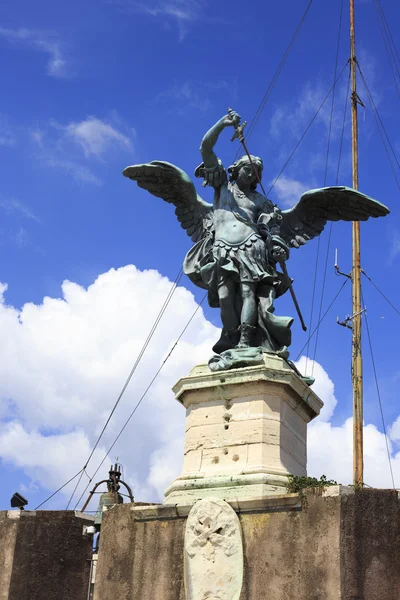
[{"left": 164, "top": 354, "right": 323, "bottom": 506}]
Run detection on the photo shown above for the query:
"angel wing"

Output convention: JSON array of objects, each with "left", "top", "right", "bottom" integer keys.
[
  {"left": 123, "top": 161, "right": 214, "bottom": 242},
  {"left": 279, "top": 186, "right": 390, "bottom": 248}
]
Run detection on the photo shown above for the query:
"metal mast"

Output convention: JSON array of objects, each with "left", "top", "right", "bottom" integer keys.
[{"left": 350, "top": 0, "right": 363, "bottom": 486}]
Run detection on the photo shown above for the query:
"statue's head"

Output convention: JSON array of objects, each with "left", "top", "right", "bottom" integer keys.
[{"left": 228, "top": 155, "right": 263, "bottom": 190}]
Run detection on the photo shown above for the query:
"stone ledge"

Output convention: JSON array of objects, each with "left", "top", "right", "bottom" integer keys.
[
  {"left": 173, "top": 355, "right": 323, "bottom": 421},
  {"left": 6, "top": 510, "right": 95, "bottom": 522},
  {"left": 165, "top": 471, "right": 290, "bottom": 495},
  {"left": 131, "top": 493, "right": 301, "bottom": 521},
  {"left": 322, "top": 485, "right": 355, "bottom": 498}
]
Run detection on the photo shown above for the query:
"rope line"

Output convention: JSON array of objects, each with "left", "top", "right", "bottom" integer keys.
[
  {"left": 73, "top": 292, "right": 208, "bottom": 511},
  {"left": 372, "top": 0, "right": 400, "bottom": 100},
  {"left": 34, "top": 469, "right": 84, "bottom": 510},
  {"left": 375, "top": 0, "right": 400, "bottom": 66},
  {"left": 267, "top": 60, "right": 350, "bottom": 197},
  {"left": 323, "top": 0, "right": 345, "bottom": 186},
  {"left": 234, "top": 0, "right": 314, "bottom": 162},
  {"left": 357, "top": 63, "right": 400, "bottom": 191},
  {"left": 358, "top": 63, "right": 400, "bottom": 170},
  {"left": 295, "top": 278, "right": 349, "bottom": 362},
  {"left": 66, "top": 469, "right": 86, "bottom": 510},
  {"left": 306, "top": 0, "right": 344, "bottom": 376},
  {"left": 64, "top": 267, "right": 184, "bottom": 509},
  {"left": 362, "top": 295, "right": 396, "bottom": 489},
  {"left": 362, "top": 271, "right": 400, "bottom": 318},
  {"left": 335, "top": 68, "right": 351, "bottom": 185},
  {"left": 312, "top": 68, "right": 351, "bottom": 372},
  {"left": 305, "top": 237, "right": 320, "bottom": 375}
]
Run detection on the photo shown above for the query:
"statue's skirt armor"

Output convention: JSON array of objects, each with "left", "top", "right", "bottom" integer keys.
[
  {"left": 183, "top": 233, "right": 286, "bottom": 301},
  {"left": 183, "top": 233, "right": 292, "bottom": 356},
  {"left": 210, "top": 234, "right": 275, "bottom": 285}
]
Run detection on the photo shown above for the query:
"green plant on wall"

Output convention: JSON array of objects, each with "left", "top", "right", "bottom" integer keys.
[{"left": 286, "top": 474, "right": 338, "bottom": 506}]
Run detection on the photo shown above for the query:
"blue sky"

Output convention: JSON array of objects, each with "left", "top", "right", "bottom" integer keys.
[{"left": 1, "top": 0, "right": 400, "bottom": 510}]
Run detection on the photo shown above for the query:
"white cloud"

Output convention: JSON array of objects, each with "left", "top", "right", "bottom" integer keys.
[
  {"left": 0, "top": 115, "right": 16, "bottom": 146},
  {"left": 295, "top": 357, "right": 337, "bottom": 422},
  {"left": 390, "top": 415, "right": 400, "bottom": 442},
  {"left": 65, "top": 117, "right": 132, "bottom": 158},
  {"left": 300, "top": 357, "right": 399, "bottom": 489},
  {"left": 308, "top": 417, "right": 400, "bottom": 489},
  {"left": 15, "top": 227, "right": 29, "bottom": 248},
  {"left": 389, "top": 230, "right": 400, "bottom": 263},
  {"left": 0, "top": 197, "right": 39, "bottom": 222},
  {"left": 42, "top": 156, "right": 102, "bottom": 186},
  {"left": 117, "top": 0, "right": 204, "bottom": 41},
  {"left": 270, "top": 80, "right": 329, "bottom": 139},
  {"left": 157, "top": 81, "right": 211, "bottom": 113},
  {"left": 0, "top": 265, "right": 219, "bottom": 504},
  {"left": 0, "top": 423, "right": 105, "bottom": 494},
  {"left": 1, "top": 266, "right": 398, "bottom": 509},
  {"left": 155, "top": 79, "right": 228, "bottom": 114},
  {"left": 273, "top": 175, "right": 311, "bottom": 207},
  {"left": 0, "top": 27, "right": 67, "bottom": 77},
  {"left": 269, "top": 72, "right": 351, "bottom": 147},
  {"left": 31, "top": 114, "right": 133, "bottom": 185}
]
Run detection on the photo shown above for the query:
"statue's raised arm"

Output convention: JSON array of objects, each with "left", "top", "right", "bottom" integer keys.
[{"left": 194, "top": 111, "right": 241, "bottom": 188}]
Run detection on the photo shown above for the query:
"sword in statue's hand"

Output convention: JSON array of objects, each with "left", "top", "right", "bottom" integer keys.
[
  {"left": 228, "top": 107, "right": 307, "bottom": 332},
  {"left": 279, "top": 260, "right": 308, "bottom": 332},
  {"left": 228, "top": 107, "right": 267, "bottom": 196}
]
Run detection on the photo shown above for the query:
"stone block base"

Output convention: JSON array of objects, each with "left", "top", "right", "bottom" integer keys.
[
  {"left": 93, "top": 488, "right": 400, "bottom": 600},
  {"left": 164, "top": 355, "right": 323, "bottom": 505}
]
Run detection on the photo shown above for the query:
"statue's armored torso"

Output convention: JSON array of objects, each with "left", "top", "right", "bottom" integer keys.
[{"left": 213, "top": 183, "right": 266, "bottom": 245}]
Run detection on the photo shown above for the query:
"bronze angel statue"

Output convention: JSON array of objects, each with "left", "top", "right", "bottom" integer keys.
[{"left": 123, "top": 110, "right": 389, "bottom": 375}]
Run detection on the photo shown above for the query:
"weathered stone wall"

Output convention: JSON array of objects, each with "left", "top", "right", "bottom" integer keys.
[
  {"left": 93, "top": 503, "right": 186, "bottom": 600},
  {"left": 94, "top": 488, "right": 400, "bottom": 600},
  {"left": 341, "top": 489, "right": 400, "bottom": 600},
  {"left": 0, "top": 512, "right": 20, "bottom": 600},
  {"left": 0, "top": 510, "right": 94, "bottom": 600},
  {"left": 239, "top": 492, "right": 341, "bottom": 599}
]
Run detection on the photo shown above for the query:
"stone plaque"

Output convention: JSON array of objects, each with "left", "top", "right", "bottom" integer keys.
[{"left": 184, "top": 497, "right": 243, "bottom": 600}]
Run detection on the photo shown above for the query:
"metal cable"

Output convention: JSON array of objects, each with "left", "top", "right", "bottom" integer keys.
[{"left": 73, "top": 292, "right": 208, "bottom": 511}]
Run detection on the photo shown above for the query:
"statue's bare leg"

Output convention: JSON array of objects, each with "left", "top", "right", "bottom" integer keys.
[
  {"left": 237, "top": 281, "right": 257, "bottom": 347},
  {"left": 218, "top": 277, "right": 240, "bottom": 332}
]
